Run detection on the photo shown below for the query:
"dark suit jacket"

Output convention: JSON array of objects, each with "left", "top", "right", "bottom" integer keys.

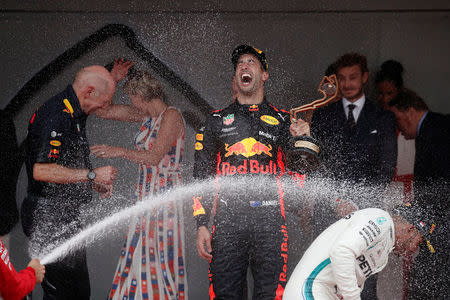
[
  {"left": 311, "top": 98, "right": 397, "bottom": 207},
  {"left": 408, "top": 111, "right": 450, "bottom": 299},
  {"left": 414, "top": 111, "right": 450, "bottom": 212}
]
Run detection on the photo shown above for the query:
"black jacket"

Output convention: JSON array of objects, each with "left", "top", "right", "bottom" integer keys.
[
  {"left": 311, "top": 98, "right": 397, "bottom": 207},
  {"left": 414, "top": 111, "right": 450, "bottom": 212},
  {"left": 408, "top": 111, "right": 450, "bottom": 299}
]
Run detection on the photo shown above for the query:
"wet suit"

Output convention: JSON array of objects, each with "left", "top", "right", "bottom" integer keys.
[
  {"left": 193, "top": 98, "right": 301, "bottom": 299},
  {"left": 21, "top": 85, "right": 92, "bottom": 300}
]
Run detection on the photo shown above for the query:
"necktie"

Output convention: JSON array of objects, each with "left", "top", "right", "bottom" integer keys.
[{"left": 347, "top": 104, "right": 356, "bottom": 128}]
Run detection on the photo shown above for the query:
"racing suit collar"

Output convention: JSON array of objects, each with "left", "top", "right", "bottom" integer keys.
[
  {"left": 233, "top": 97, "right": 269, "bottom": 111},
  {"left": 65, "top": 84, "right": 87, "bottom": 119}
]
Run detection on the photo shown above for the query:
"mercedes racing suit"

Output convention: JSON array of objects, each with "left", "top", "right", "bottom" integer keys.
[
  {"left": 193, "top": 98, "right": 298, "bottom": 299},
  {"left": 283, "top": 208, "right": 394, "bottom": 300}
]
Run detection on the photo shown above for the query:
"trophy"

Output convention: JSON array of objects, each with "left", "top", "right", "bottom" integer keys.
[{"left": 286, "top": 74, "right": 339, "bottom": 173}]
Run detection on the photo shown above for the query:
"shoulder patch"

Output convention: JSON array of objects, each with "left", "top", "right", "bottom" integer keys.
[{"left": 63, "top": 99, "right": 74, "bottom": 117}]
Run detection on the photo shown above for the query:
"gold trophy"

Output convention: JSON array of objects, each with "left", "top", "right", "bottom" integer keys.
[{"left": 286, "top": 74, "right": 339, "bottom": 173}]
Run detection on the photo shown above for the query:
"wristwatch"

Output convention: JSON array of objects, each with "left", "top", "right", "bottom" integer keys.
[{"left": 87, "top": 169, "right": 96, "bottom": 181}]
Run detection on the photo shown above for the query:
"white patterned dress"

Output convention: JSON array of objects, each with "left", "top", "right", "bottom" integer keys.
[{"left": 108, "top": 107, "right": 187, "bottom": 300}]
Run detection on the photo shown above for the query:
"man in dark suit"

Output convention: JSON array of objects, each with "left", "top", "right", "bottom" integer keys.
[
  {"left": 310, "top": 53, "right": 397, "bottom": 299},
  {"left": 311, "top": 53, "right": 397, "bottom": 199},
  {"left": 388, "top": 89, "right": 450, "bottom": 299}
]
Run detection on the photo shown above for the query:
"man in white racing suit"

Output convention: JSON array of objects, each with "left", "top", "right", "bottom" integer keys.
[{"left": 284, "top": 208, "right": 423, "bottom": 300}]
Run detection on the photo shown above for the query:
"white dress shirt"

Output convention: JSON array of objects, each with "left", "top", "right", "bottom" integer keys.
[{"left": 343, "top": 95, "right": 366, "bottom": 123}]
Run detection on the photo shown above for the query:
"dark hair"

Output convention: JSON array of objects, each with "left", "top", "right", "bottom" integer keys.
[
  {"left": 231, "top": 45, "right": 269, "bottom": 71},
  {"left": 375, "top": 60, "right": 404, "bottom": 89},
  {"left": 324, "top": 63, "right": 337, "bottom": 76},
  {"left": 388, "top": 88, "right": 428, "bottom": 111},
  {"left": 334, "top": 52, "right": 368, "bottom": 74}
]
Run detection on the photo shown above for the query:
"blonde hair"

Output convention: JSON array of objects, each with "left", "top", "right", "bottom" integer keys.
[{"left": 123, "top": 70, "right": 165, "bottom": 101}]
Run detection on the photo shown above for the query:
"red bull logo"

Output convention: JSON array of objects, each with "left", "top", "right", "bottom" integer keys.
[
  {"left": 279, "top": 225, "right": 288, "bottom": 282},
  {"left": 220, "top": 160, "right": 278, "bottom": 176},
  {"left": 224, "top": 138, "right": 272, "bottom": 157},
  {"left": 249, "top": 104, "right": 259, "bottom": 111}
]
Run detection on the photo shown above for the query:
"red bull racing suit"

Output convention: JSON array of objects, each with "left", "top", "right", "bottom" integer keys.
[{"left": 193, "top": 98, "right": 301, "bottom": 299}]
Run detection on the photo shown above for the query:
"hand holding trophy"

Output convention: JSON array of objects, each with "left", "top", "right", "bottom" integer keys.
[{"left": 286, "top": 74, "right": 339, "bottom": 173}]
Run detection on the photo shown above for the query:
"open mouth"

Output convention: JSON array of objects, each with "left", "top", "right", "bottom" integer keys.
[{"left": 241, "top": 73, "right": 252, "bottom": 84}]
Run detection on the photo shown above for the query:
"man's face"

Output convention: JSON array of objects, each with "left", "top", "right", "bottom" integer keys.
[
  {"left": 337, "top": 65, "right": 368, "bottom": 102},
  {"left": 377, "top": 80, "right": 399, "bottom": 110},
  {"left": 394, "top": 221, "right": 423, "bottom": 257},
  {"left": 389, "top": 107, "right": 417, "bottom": 139},
  {"left": 235, "top": 53, "right": 268, "bottom": 96}
]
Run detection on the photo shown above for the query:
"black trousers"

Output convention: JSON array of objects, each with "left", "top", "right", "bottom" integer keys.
[
  {"left": 209, "top": 205, "right": 288, "bottom": 300},
  {"left": 42, "top": 249, "right": 90, "bottom": 300},
  {"left": 360, "top": 274, "right": 378, "bottom": 300},
  {"left": 21, "top": 195, "right": 90, "bottom": 299}
]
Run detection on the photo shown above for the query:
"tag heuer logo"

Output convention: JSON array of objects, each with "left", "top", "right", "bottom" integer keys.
[{"left": 223, "top": 114, "right": 234, "bottom": 125}]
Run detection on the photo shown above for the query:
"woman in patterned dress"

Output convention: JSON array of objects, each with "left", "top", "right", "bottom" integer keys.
[{"left": 91, "top": 66, "right": 187, "bottom": 299}]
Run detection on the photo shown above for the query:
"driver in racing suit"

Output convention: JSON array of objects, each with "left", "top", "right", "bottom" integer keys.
[
  {"left": 193, "top": 45, "right": 311, "bottom": 299},
  {"left": 283, "top": 207, "right": 428, "bottom": 300}
]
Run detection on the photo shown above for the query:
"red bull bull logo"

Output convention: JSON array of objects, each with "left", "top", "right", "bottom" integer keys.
[
  {"left": 224, "top": 138, "right": 272, "bottom": 157},
  {"left": 279, "top": 225, "right": 288, "bottom": 282},
  {"left": 220, "top": 160, "right": 278, "bottom": 176},
  {"left": 249, "top": 104, "right": 259, "bottom": 111}
]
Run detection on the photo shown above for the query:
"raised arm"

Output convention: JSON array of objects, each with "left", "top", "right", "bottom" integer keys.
[
  {"left": 95, "top": 104, "right": 145, "bottom": 123},
  {"left": 96, "top": 59, "right": 145, "bottom": 122},
  {"left": 110, "top": 58, "right": 134, "bottom": 83},
  {"left": 91, "top": 108, "right": 184, "bottom": 166}
]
